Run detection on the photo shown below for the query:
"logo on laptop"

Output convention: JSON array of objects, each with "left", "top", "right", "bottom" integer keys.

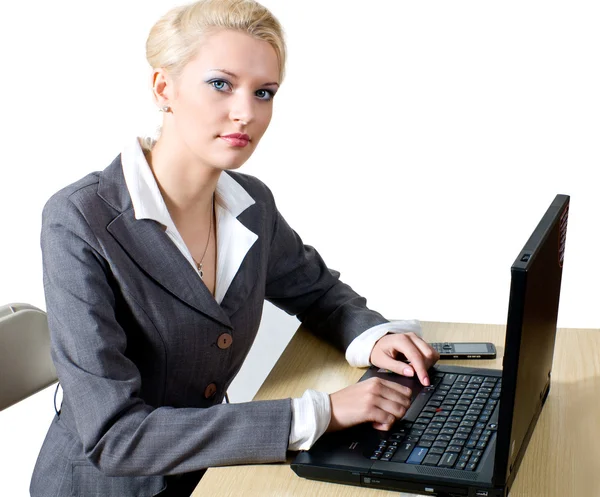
[
  {"left": 348, "top": 442, "right": 359, "bottom": 450},
  {"left": 558, "top": 205, "right": 568, "bottom": 268}
]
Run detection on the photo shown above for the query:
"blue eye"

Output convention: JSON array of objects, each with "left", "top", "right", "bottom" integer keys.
[
  {"left": 209, "top": 79, "right": 231, "bottom": 92},
  {"left": 255, "top": 89, "right": 275, "bottom": 101}
]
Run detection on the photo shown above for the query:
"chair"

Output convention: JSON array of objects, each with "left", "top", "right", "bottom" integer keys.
[{"left": 0, "top": 303, "right": 57, "bottom": 411}]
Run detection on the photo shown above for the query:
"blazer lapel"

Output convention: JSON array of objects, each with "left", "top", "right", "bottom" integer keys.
[
  {"left": 107, "top": 210, "right": 232, "bottom": 328},
  {"left": 218, "top": 233, "right": 262, "bottom": 319},
  {"left": 98, "top": 155, "right": 232, "bottom": 328}
]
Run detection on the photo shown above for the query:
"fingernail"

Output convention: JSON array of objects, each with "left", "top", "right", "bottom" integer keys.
[
  {"left": 403, "top": 367, "right": 414, "bottom": 376},
  {"left": 423, "top": 376, "right": 430, "bottom": 386}
]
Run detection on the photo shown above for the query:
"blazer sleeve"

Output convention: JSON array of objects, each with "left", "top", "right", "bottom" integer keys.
[
  {"left": 263, "top": 189, "right": 388, "bottom": 352},
  {"left": 41, "top": 193, "right": 292, "bottom": 477}
]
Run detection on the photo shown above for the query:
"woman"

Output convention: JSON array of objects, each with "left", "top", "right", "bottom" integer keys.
[{"left": 31, "top": 1, "right": 439, "bottom": 495}]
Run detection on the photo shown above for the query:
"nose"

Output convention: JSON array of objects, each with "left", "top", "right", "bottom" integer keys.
[{"left": 229, "top": 90, "right": 255, "bottom": 126}]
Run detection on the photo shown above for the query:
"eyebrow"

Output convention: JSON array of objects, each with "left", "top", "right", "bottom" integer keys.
[{"left": 209, "top": 68, "right": 279, "bottom": 88}]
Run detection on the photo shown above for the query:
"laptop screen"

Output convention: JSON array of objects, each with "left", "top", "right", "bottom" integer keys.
[{"left": 494, "top": 194, "right": 569, "bottom": 485}]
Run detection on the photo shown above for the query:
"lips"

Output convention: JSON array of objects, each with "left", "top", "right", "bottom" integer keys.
[{"left": 220, "top": 133, "right": 250, "bottom": 147}]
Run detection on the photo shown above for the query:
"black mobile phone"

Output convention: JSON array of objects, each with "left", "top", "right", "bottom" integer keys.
[{"left": 430, "top": 342, "right": 497, "bottom": 359}]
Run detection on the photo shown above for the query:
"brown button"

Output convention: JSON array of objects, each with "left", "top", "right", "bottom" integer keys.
[
  {"left": 217, "top": 333, "right": 233, "bottom": 349},
  {"left": 204, "top": 383, "right": 217, "bottom": 399}
]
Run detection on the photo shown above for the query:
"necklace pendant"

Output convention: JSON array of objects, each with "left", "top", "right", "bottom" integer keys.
[{"left": 198, "top": 263, "right": 204, "bottom": 279}]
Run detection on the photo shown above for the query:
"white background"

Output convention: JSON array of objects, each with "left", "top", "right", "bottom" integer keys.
[{"left": 1, "top": 1, "right": 599, "bottom": 494}]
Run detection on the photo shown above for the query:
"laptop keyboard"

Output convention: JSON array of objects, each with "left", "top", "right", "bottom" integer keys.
[{"left": 368, "top": 372, "right": 501, "bottom": 471}]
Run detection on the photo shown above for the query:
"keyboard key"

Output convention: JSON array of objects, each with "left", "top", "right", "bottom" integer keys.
[
  {"left": 442, "top": 374, "right": 458, "bottom": 385},
  {"left": 446, "top": 445, "right": 462, "bottom": 453},
  {"left": 423, "top": 454, "right": 442, "bottom": 466},
  {"left": 391, "top": 442, "right": 415, "bottom": 463},
  {"left": 466, "top": 462, "right": 478, "bottom": 471},
  {"left": 438, "top": 452, "right": 458, "bottom": 468},
  {"left": 406, "top": 447, "right": 429, "bottom": 465},
  {"left": 455, "top": 461, "right": 467, "bottom": 470},
  {"left": 429, "top": 447, "right": 445, "bottom": 455}
]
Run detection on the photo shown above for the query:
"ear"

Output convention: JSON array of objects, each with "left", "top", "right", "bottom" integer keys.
[{"left": 151, "top": 68, "right": 173, "bottom": 109}]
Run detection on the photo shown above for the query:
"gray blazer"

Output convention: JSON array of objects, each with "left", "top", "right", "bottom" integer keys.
[{"left": 30, "top": 155, "right": 387, "bottom": 497}]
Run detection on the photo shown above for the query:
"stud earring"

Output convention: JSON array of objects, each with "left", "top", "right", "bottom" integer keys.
[{"left": 160, "top": 105, "right": 171, "bottom": 112}]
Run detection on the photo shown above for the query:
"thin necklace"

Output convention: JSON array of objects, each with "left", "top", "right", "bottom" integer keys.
[{"left": 192, "top": 194, "right": 214, "bottom": 280}]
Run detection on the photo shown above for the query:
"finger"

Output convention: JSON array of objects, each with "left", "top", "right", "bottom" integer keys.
[
  {"left": 377, "top": 335, "right": 428, "bottom": 384},
  {"left": 410, "top": 335, "right": 441, "bottom": 365},
  {"left": 375, "top": 378, "right": 413, "bottom": 400},
  {"left": 375, "top": 353, "right": 415, "bottom": 379},
  {"left": 367, "top": 404, "right": 406, "bottom": 428},
  {"left": 363, "top": 380, "right": 412, "bottom": 415},
  {"left": 394, "top": 334, "right": 431, "bottom": 386},
  {"left": 372, "top": 421, "right": 394, "bottom": 431}
]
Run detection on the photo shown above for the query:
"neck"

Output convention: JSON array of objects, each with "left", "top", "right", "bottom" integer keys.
[{"left": 145, "top": 132, "right": 220, "bottom": 222}]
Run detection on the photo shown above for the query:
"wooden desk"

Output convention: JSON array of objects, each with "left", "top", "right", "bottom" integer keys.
[{"left": 194, "top": 322, "right": 600, "bottom": 496}]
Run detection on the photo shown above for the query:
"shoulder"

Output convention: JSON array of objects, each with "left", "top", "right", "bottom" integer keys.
[
  {"left": 43, "top": 172, "right": 101, "bottom": 220},
  {"left": 43, "top": 154, "right": 125, "bottom": 221}
]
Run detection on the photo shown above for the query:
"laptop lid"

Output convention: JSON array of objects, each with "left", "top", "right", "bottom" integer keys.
[{"left": 493, "top": 194, "right": 569, "bottom": 487}]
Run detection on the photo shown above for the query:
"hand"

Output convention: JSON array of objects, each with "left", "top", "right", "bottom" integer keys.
[
  {"left": 327, "top": 377, "right": 412, "bottom": 432},
  {"left": 370, "top": 332, "right": 440, "bottom": 386}
]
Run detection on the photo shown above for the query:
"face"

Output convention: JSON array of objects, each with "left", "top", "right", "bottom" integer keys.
[{"left": 155, "top": 29, "right": 280, "bottom": 171}]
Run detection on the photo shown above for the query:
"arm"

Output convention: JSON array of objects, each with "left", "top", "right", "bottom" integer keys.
[
  {"left": 264, "top": 202, "right": 388, "bottom": 351},
  {"left": 42, "top": 193, "right": 291, "bottom": 476},
  {"left": 261, "top": 189, "right": 437, "bottom": 438}
]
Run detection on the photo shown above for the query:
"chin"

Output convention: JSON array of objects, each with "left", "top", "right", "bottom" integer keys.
[
  {"left": 213, "top": 151, "right": 253, "bottom": 171},
  {"left": 212, "top": 157, "right": 248, "bottom": 171}
]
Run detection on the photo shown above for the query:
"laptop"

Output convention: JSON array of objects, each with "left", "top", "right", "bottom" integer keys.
[{"left": 291, "top": 194, "right": 570, "bottom": 497}]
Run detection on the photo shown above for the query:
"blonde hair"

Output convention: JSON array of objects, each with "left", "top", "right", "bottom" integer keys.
[{"left": 142, "top": 0, "right": 286, "bottom": 150}]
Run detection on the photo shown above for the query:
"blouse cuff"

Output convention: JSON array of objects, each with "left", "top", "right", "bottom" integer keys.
[
  {"left": 288, "top": 389, "right": 331, "bottom": 451},
  {"left": 345, "top": 319, "right": 423, "bottom": 368}
]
